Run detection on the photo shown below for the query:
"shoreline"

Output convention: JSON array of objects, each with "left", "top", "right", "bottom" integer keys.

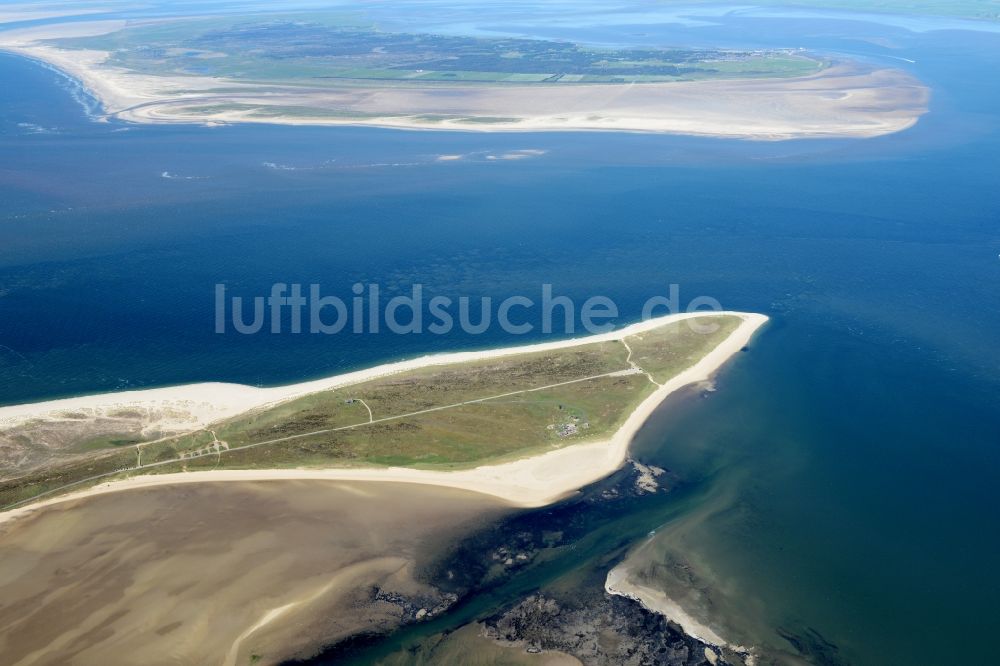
[
  {"left": 0, "top": 19, "right": 929, "bottom": 140},
  {"left": 0, "top": 311, "right": 768, "bottom": 523},
  {"left": 0, "top": 311, "right": 760, "bottom": 423},
  {"left": 606, "top": 569, "right": 756, "bottom": 665},
  {"left": 605, "top": 568, "right": 727, "bottom": 650},
  {"left": 120, "top": 102, "right": 925, "bottom": 141}
]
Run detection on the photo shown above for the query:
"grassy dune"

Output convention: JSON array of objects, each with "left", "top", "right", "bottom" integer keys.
[{"left": 0, "top": 316, "right": 742, "bottom": 508}]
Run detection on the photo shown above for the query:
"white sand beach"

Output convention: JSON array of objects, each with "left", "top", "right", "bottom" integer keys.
[
  {"left": 605, "top": 568, "right": 757, "bottom": 664},
  {"left": 172, "top": 64, "right": 928, "bottom": 140},
  {"left": 605, "top": 568, "right": 729, "bottom": 648},
  {"left": 0, "top": 311, "right": 767, "bottom": 523}
]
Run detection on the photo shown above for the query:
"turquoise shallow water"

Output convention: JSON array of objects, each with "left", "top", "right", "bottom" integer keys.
[
  {"left": 1, "top": 6, "right": 999, "bottom": 665},
  {"left": 623, "top": 319, "right": 1000, "bottom": 664}
]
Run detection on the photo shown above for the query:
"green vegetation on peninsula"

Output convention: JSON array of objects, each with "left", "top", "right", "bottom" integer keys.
[{"left": 0, "top": 315, "right": 743, "bottom": 509}]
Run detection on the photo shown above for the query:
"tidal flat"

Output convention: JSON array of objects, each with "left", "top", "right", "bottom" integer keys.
[{"left": 0, "top": 480, "right": 510, "bottom": 666}]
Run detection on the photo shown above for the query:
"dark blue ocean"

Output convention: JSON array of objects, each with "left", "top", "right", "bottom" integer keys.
[{"left": 1, "top": 7, "right": 999, "bottom": 665}]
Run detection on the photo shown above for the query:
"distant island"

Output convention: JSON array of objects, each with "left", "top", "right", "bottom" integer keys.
[
  {"left": 0, "top": 10, "right": 929, "bottom": 138},
  {"left": 679, "top": 0, "right": 1000, "bottom": 22}
]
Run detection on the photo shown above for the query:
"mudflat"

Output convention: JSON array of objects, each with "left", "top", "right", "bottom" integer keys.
[{"left": 0, "top": 480, "right": 509, "bottom": 666}]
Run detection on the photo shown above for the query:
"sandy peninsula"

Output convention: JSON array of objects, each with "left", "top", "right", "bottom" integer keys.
[
  {"left": 0, "top": 311, "right": 767, "bottom": 523},
  {"left": 0, "top": 305, "right": 765, "bottom": 665},
  {"left": 0, "top": 19, "right": 929, "bottom": 139}
]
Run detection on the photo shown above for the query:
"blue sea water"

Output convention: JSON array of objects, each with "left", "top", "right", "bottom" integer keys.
[{"left": 1, "top": 6, "right": 999, "bottom": 665}]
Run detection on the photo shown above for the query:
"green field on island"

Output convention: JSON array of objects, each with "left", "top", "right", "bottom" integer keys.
[
  {"left": 54, "top": 16, "right": 824, "bottom": 86},
  {"left": 0, "top": 316, "right": 742, "bottom": 509}
]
